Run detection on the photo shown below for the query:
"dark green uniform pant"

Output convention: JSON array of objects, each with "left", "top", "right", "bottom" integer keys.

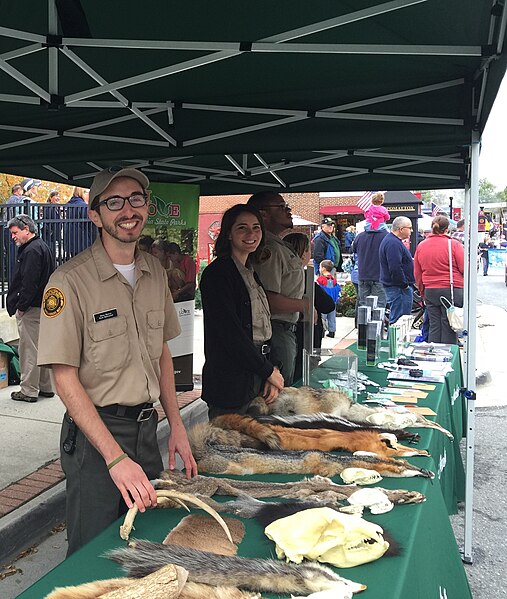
[
  {"left": 270, "top": 320, "right": 298, "bottom": 386},
  {"left": 60, "top": 410, "right": 163, "bottom": 555}
]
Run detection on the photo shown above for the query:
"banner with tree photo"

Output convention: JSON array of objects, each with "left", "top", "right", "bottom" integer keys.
[{"left": 143, "top": 182, "right": 200, "bottom": 391}]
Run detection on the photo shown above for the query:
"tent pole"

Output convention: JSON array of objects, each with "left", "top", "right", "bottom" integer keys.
[{"left": 462, "top": 131, "right": 480, "bottom": 564}]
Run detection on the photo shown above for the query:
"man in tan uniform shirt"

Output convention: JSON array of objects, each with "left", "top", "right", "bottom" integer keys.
[
  {"left": 38, "top": 166, "right": 197, "bottom": 554},
  {"left": 247, "top": 192, "right": 306, "bottom": 386}
]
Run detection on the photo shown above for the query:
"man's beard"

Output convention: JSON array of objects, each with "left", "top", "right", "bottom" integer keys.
[{"left": 101, "top": 216, "right": 144, "bottom": 244}]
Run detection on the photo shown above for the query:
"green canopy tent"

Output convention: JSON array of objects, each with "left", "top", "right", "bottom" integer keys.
[{"left": 0, "top": 0, "right": 505, "bottom": 562}]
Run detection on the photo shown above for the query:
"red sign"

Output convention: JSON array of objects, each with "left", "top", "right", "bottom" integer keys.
[{"left": 452, "top": 207, "right": 462, "bottom": 221}]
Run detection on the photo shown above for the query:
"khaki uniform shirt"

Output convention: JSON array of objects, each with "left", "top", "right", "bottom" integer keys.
[
  {"left": 254, "top": 231, "right": 304, "bottom": 324},
  {"left": 38, "top": 238, "right": 181, "bottom": 407},
  {"left": 232, "top": 256, "right": 272, "bottom": 343}
]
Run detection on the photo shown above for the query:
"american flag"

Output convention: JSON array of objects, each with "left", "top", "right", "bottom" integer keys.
[
  {"left": 431, "top": 202, "right": 441, "bottom": 217},
  {"left": 357, "top": 191, "right": 376, "bottom": 211}
]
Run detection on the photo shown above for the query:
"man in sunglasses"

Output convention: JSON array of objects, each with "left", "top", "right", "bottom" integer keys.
[
  {"left": 38, "top": 167, "right": 197, "bottom": 554},
  {"left": 247, "top": 192, "right": 306, "bottom": 386}
]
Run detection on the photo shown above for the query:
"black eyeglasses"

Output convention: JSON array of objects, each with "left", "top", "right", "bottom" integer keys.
[
  {"left": 262, "top": 203, "right": 291, "bottom": 211},
  {"left": 93, "top": 192, "right": 148, "bottom": 212}
]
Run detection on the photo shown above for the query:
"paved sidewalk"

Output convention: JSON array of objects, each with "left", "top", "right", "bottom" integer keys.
[{"left": 1, "top": 302, "right": 504, "bottom": 597}]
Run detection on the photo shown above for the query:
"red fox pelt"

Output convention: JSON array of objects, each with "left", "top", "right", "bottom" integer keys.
[
  {"left": 188, "top": 422, "right": 433, "bottom": 478},
  {"left": 249, "top": 386, "right": 453, "bottom": 438},
  {"left": 212, "top": 414, "right": 429, "bottom": 458},
  {"left": 255, "top": 412, "right": 421, "bottom": 444}
]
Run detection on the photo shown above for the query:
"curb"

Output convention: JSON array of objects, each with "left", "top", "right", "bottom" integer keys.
[
  {"left": 0, "top": 416, "right": 174, "bottom": 564},
  {"left": 0, "top": 482, "right": 66, "bottom": 564}
]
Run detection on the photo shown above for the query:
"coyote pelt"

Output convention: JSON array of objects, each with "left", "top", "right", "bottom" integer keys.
[
  {"left": 249, "top": 386, "right": 453, "bottom": 437},
  {"left": 154, "top": 471, "right": 426, "bottom": 505},
  {"left": 108, "top": 540, "right": 365, "bottom": 595},
  {"left": 212, "top": 414, "right": 428, "bottom": 458},
  {"left": 45, "top": 579, "right": 261, "bottom": 599},
  {"left": 188, "top": 422, "right": 433, "bottom": 478}
]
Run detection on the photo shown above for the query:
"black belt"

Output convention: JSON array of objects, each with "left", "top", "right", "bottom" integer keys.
[
  {"left": 97, "top": 402, "right": 155, "bottom": 422},
  {"left": 254, "top": 342, "right": 271, "bottom": 355},
  {"left": 272, "top": 320, "right": 297, "bottom": 333}
]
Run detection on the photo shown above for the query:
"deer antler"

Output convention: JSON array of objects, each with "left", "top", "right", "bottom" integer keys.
[{"left": 120, "top": 490, "right": 233, "bottom": 543}]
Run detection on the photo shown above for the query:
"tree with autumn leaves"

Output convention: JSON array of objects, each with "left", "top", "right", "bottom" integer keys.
[{"left": 0, "top": 172, "right": 75, "bottom": 203}]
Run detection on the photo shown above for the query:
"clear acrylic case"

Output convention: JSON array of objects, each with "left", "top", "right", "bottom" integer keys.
[{"left": 302, "top": 348, "right": 358, "bottom": 402}]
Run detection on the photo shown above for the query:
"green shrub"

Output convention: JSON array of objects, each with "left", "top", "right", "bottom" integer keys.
[{"left": 337, "top": 281, "right": 357, "bottom": 315}]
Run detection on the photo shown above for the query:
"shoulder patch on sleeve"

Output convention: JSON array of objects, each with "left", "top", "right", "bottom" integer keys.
[
  {"left": 259, "top": 247, "right": 272, "bottom": 263},
  {"left": 43, "top": 287, "right": 66, "bottom": 318}
]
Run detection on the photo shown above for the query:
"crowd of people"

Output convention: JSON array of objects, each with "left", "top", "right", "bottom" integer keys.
[{"left": 4, "top": 171, "right": 504, "bottom": 559}]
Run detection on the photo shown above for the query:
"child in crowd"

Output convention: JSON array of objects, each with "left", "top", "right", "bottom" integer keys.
[
  {"left": 316, "top": 259, "right": 341, "bottom": 338},
  {"left": 364, "top": 192, "right": 390, "bottom": 231}
]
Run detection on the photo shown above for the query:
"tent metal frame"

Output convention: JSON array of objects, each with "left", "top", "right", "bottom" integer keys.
[{"left": 0, "top": 0, "right": 506, "bottom": 563}]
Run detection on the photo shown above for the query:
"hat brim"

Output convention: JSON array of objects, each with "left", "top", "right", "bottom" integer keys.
[{"left": 89, "top": 168, "right": 150, "bottom": 210}]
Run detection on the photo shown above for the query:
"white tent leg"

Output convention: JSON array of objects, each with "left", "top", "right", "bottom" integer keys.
[{"left": 462, "top": 131, "right": 480, "bottom": 564}]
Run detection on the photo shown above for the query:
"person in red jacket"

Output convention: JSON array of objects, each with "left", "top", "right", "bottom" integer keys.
[{"left": 414, "top": 215, "right": 465, "bottom": 344}]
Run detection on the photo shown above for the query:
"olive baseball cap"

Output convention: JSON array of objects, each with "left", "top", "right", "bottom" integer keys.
[{"left": 89, "top": 166, "right": 150, "bottom": 210}]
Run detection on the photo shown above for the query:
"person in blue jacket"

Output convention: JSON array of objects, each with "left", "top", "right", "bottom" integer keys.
[
  {"left": 64, "top": 186, "right": 96, "bottom": 257},
  {"left": 313, "top": 217, "right": 343, "bottom": 273},
  {"left": 379, "top": 216, "right": 415, "bottom": 324}
]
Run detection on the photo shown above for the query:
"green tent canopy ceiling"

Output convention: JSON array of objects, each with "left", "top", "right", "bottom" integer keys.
[{"left": 0, "top": 0, "right": 505, "bottom": 194}]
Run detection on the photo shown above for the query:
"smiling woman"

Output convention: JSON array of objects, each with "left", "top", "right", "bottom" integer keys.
[{"left": 200, "top": 204, "right": 284, "bottom": 419}]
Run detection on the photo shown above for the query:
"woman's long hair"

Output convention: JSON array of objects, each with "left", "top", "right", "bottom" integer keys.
[
  {"left": 213, "top": 204, "right": 266, "bottom": 262},
  {"left": 431, "top": 215, "right": 450, "bottom": 235}
]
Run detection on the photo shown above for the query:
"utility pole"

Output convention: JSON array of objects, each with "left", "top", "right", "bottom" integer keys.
[{"left": 449, "top": 196, "right": 454, "bottom": 219}]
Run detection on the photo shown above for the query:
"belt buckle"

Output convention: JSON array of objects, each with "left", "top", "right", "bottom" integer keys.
[
  {"left": 260, "top": 343, "right": 270, "bottom": 355},
  {"left": 137, "top": 407, "right": 154, "bottom": 422}
]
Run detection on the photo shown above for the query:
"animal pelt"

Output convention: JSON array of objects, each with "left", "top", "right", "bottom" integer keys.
[
  {"left": 188, "top": 422, "right": 434, "bottom": 478},
  {"left": 253, "top": 501, "right": 401, "bottom": 557},
  {"left": 108, "top": 540, "right": 366, "bottom": 596},
  {"left": 163, "top": 514, "right": 245, "bottom": 555},
  {"left": 255, "top": 412, "right": 421, "bottom": 444},
  {"left": 154, "top": 471, "right": 427, "bottom": 505},
  {"left": 249, "top": 387, "right": 453, "bottom": 438},
  {"left": 212, "top": 414, "right": 428, "bottom": 458},
  {"left": 45, "top": 578, "right": 262, "bottom": 599}
]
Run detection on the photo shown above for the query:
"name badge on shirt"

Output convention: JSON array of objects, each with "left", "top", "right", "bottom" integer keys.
[{"left": 93, "top": 309, "right": 118, "bottom": 323}]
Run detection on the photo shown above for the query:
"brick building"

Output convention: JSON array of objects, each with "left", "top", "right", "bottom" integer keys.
[{"left": 198, "top": 191, "right": 364, "bottom": 263}]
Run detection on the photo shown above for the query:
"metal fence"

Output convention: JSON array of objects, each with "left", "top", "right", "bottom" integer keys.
[{"left": 0, "top": 201, "right": 97, "bottom": 309}]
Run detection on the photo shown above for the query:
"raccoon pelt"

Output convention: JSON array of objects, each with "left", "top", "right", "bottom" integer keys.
[
  {"left": 45, "top": 578, "right": 262, "bottom": 599},
  {"left": 252, "top": 501, "right": 402, "bottom": 557},
  {"left": 249, "top": 387, "right": 453, "bottom": 438},
  {"left": 211, "top": 414, "right": 428, "bottom": 458},
  {"left": 154, "top": 471, "right": 427, "bottom": 506},
  {"left": 108, "top": 540, "right": 366, "bottom": 595},
  {"left": 254, "top": 412, "right": 421, "bottom": 444},
  {"left": 189, "top": 422, "right": 433, "bottom": 478}
]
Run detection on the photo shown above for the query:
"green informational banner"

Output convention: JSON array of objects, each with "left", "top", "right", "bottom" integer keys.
[{"left": 143, "top": 182, "right": 200, "bottom": 391}]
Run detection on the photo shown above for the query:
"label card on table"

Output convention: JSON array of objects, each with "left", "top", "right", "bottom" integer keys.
[{"left": 405, "top": 406, "right": 437, "bottom": 416}]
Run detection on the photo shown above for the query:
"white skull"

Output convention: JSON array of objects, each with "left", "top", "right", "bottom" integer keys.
[{"left": 265, "top": 507, "right": 389, "bottom": 568}]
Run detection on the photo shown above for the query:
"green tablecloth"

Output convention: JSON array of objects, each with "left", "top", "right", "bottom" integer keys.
[
  {"left": 18, "top": 469, "right": 471, "bottom": 599},
  {"left": 306, "top": 344, "right": 466, "bottom": 513},
  {"left": 18, "top": 345, "right": 470, "bottom": 599}
]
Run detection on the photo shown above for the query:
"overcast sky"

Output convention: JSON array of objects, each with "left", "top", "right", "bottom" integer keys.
[{"left": 479, "top": 76, "right": 507, "bottom": 191}]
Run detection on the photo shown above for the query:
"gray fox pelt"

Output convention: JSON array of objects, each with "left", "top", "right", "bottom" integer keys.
[
  {"left": 188, "top": 421, "right": 434, "bottom": 478},
  {"left": 154, "top": 471, "right": 427, "bottom": 506},
  {"left": 211, "top": 413, "right": 428, "bottom": 458},
  {"left": 108, "top": 540, "right": 366, "bottom": 595},
  {"left": 248, "top": 386, "right": 453, "bottom": 438}
]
